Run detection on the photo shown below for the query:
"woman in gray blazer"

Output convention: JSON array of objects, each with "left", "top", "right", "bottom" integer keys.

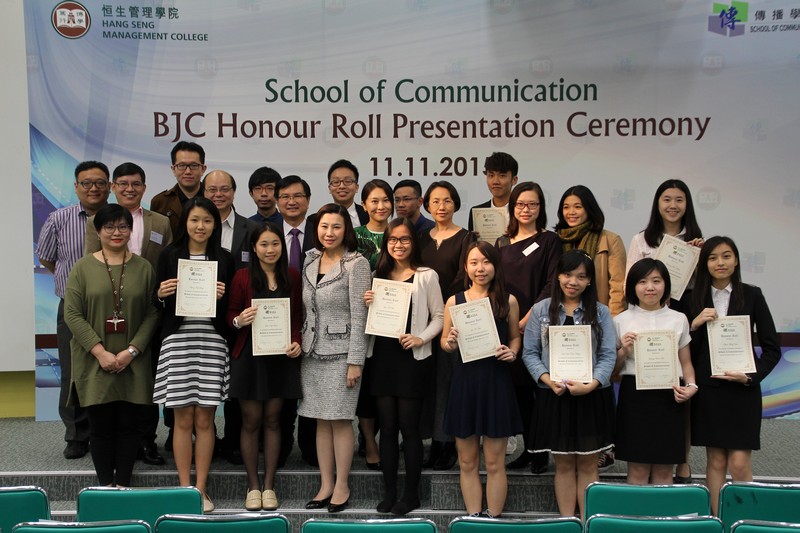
[{"left": 299, "top": 203, "right": 371, "bottom": 513}]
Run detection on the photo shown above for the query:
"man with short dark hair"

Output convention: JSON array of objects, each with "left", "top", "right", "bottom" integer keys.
[
  {"left": 248, "top": 166, "right": 283, "bottom": 226},
  {"left": 467, "top": 152, "right": 519, "bottom": 235},
  {"left": 325, "top": 159, "right": 369, "bottom": 227},
  {"left": 38, "top": 161, "right": 110, "bottom": 459},
  {"left": 84, "top": 162, "right": 172, "bottom": 466},
  {"left": 393, "top": 179, "right": 434, "bottom": 236},
  {"left": 150, "top": 141, "right": 207, "bottom": 235}
]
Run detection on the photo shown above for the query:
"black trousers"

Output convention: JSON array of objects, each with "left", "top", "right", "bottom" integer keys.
[
  {"left": 57, "top": 299, "right": 89, "bottom": 443},
  {"left": 86, "top": 401, "right": 143, "bottom": 486}
]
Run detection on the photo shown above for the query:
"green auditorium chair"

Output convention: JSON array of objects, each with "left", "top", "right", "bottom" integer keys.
[
  {"left": 13, "top": 519, "right": 150, "bottom": 533},
  {"left": 584, "top": 481, "right": 711, "bottom": 521},
  {"left": 155, "top": 513, "right": 290, "bottom": 533},
  {"left": 76, "top": 487, "right": 202, "bottom": 528},
  {"left": 584, "top": 514, "right": 724, "bottom": 533},
  {"left": 731, "top": 520, "right": 800, "bottom": 533},
  {"left": 449, "top": 515, "right": 583, "bottom": 533},
  {"left": 719, "top": 483, "right": 800, "bottom": 533},
  {"left": 301, "top": 518, "right": 437, "bottom": 533},
  {"left": 0, "top": 485, "right": 50, "bottom": 533}
]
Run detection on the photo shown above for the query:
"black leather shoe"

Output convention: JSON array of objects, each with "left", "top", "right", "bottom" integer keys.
[
  {"left": 63, "top": 441, "right": 89, "bottom": 459},
  {"left": 305, "top": 495, "right": 332, "bottom": 509},
  {"left": 139, "top": 443, "right": 166, "bottom": 466},
  {"left": 327, "top": 499, "right": 349, "bottom": 513},
  {"left": 366, "top": 461, "right": 382, "bottom": 471}
]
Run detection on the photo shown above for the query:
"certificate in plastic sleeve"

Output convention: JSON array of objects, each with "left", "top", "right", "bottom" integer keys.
[
  {"left": 251, "top": 298, "right": 291, "bottom": 356},
  {"left": 654, "top": 234, "right": 700, "bottom": 301},
  {"left": 548, "top": 325, "right": 593, "bottom": 382},
  {"left": 708, "top": 315, "right": 756, "bottom": 374},
  {"left": 175, "top": 259, "right": 217, "bottom": 318},
  {"left": 365, "top": 278, "right": 413, "bottom": 339},
  {"left": 634, "top": 329, "right": 679, "bottom": 390},
  {"left": 448, "top": 297, "right": 501, "bottom": 363},
  {"left": 471, "top": 207, "right": 509, "bottom": 244}
]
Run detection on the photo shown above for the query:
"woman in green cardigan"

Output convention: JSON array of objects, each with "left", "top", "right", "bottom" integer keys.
[{"left": 64, "top": 204, "right": 160, "bottom": 486}]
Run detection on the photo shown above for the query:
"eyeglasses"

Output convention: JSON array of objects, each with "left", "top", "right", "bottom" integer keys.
[
  {"left": 429, "top": 199, "right": 454, "bottom": 207},
  {"left": 252, "top": 184, "right": 275, "bottom": 194},
  {"left": 205, "top": 186, "right": 233, "bottom": 194},
  {"left": 329, "top": 178, "right": 357, "bottom": 187},
  {"left": 77, "top": 180, "right": 109, "bottom": 190},
  {"left": 173, "top": 162, "right": 203, "bottom": 171},
  {"left": 514, "top": 201, "right": 540, "bottom": 211},
  {"left": 113, "top": 181, "right": 144, "bottom": 190},
  {"left": 102, "top": 224, "right": 131, "bottom": 233},
  {"left": 394, "top": 196, "right": 418, "bottom": 204},
  {"left": 278, "top": 193, "right": 308, "bottom": 202},
  {"left": 387, "top": 236, "right": 412, "bottom": 245}
]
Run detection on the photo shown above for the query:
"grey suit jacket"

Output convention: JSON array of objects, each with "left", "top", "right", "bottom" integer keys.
[
  {"left": 230, "top": 212, "right": 261, "bottom": 270},
  {"left": 84, "top": 209, "right": 173, "bottom": 270}
]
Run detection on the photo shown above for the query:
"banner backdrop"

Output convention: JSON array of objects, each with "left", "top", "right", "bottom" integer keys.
[{"left": 25, "top": 0, "right": 800, "bottom": 419}]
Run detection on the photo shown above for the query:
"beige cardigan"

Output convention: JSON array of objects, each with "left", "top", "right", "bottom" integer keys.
[{"left": 594, "top": 229, "right": 627, "bottom": 317}]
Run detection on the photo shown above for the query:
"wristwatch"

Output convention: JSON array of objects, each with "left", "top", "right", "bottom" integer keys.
[{"left": 128, "top": 346, "right": 139, "bottom": 359}]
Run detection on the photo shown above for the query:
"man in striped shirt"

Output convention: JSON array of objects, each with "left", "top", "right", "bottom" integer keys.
[{"left": 37, "top": 161, "right": 110, "bottom": 459}]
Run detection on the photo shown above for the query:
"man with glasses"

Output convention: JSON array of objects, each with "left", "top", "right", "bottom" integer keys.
[
  {"left": 393, "top": 179, "right": 434, "bottom": 236},
  {"left": 150, "top": 141, "right": 207, "bottom": 235},
  {"left": 307, "top": 159, "right": 368, "bottom": 236},
  {"left": 38, "top": 161, "right": 111, "bottom": 459},
  {"left": 84, "top": 162, "right": 172, "bottom": 466},
  {"left": 247, "top": 167, "right": 283, "bottom": 226},
  {"left": 467, "top": 152, "right": 519, "bottom": 235}
]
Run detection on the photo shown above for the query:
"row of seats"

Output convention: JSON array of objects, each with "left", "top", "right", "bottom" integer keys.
[{"left": 2, "top": 482, "right": 800, "bottom": 532}]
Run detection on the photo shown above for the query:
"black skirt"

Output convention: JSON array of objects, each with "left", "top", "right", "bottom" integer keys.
[
  {"left": 529, "top": 385, "right": 615, "bottom": 454},
  {"left": 615, "top": 375, "right": 685, "bottom": 464},
  {"left": 369, "top": 335, "right": 434, "bottom": 399},
  {"left": 228, "top": 341, "right": 302, "bottom": 401},
  {"left": 691, "top": 380, "right": 763, "bottom": 450}
]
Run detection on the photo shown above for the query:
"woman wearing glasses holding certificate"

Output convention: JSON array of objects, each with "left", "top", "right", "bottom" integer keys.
[
  {"left": 522, "top": 250, "right": 616, "bottom": 519},
  {"left": 440, "top": 241, "right": 522, "bottom": 518},
  {"left": 689, "top": 236, "right": 781, "bottom": 515},
  {"left": 364, "top": 217, "right": 444, "bottom": 515},
  {"left": 64, "top": 204, "right": 159, "bottom": 487},
  {"left": 227, "top": 222, "right": 302, "bottom": 511}
]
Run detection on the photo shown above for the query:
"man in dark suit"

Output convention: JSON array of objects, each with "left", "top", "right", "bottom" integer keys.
[
  {"left": 84, "top": 162, "right": 172, "bottom": 466},
  {"left": 308, "top": 160, "right": 368, "bottom": 236},
  {"left": 467, "top": 152, "right": 519, "bottom": 233},
  {"left": 203, "top": 169, "right": 260, "bottom": 464},
  {"left": 274, "top": 175, "right": 318, "bottom": 466}
]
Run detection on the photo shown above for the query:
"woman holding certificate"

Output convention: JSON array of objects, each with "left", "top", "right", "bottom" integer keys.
[
  {"left": 496, "top": 181, "right": 561, "bottom": 474},
  {"left": 613, "top": 258, "right": 698, "bottom": 484},
  {"left": 64, "top": 204, "right": 160, "bottom": 487},
  {"left": 354, "top": 178, "right": 394, "bottom": 471},
  {"left": 153, "top": 197, "right": 235, "bottom": 513},
  {"left": 522, "top": 250, "right": 616, "bottom": 519},
  {"left": 418, "top": 181, "right": 477, "bottom": 470},
  {"left": 440, "top": 241, "right": 522, "bottom": 518},
  {"left": 554, "top": 185, "right": 626, "bottom": 317},
  {"left": 227, "top": 222, "right": 302, "bottom": 511},
  {"left": 300, "top": 203, "right": 371, "bottom": 514},
  {"left": 364, "top": 217, "right": 444, "bottom": 515},
  {"left": 689, "top": 236, "right": 781, "bottom": 515}
]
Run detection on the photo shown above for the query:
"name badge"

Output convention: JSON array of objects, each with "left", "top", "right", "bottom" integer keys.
[
  {"left": 522, "top": 242, "right": 540, "bottom": 256},
  {"left": 150, "top": 231, "right": 164, "bottom": 245},
  {"left": 241, "top": 251, "right": 250, "bottom": 263}
]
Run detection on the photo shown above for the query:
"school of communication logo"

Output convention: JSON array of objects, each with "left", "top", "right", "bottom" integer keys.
[
  {"left": 708, "top": 1, "right": 748, "bottom": 37},
  {"left": 52, "top": 1, "right": 91, "bottom": 39}
]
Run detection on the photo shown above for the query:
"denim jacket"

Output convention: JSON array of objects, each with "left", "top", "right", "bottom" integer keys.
[{"left": 522, "top": 298, "right": 617, "bottom": 388}]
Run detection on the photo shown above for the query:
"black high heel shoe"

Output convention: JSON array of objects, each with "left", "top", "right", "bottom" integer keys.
[
  {"left": 305, "top": 495, "right": 332, "bottom": 509},
  {"left": 327, "top": 498, "right": 350, "bottom": 513}
]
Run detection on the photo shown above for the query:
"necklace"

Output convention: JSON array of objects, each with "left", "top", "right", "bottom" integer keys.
[{"left": 101, "top": 250, "right": 127, "bottom": 333}]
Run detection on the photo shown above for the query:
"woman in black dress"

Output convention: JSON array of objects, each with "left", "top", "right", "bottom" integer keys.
[
  {"left": 496, "top": 181, "right": 561, "bottom": 473},
  {"left": 227, "top": 223, "right": 302, "bottom": 511},
  {"left": 441, "top": 241, "right": 522, "bottom": 518},
  {"left": 365, "top": 217, "right": 444, "bottom": 515},
  {"left": 688, "top": 236, "right": 781, "bottom": 515},
  {"left": 418, "top": 181, "right": 477, "bottom": 469}
]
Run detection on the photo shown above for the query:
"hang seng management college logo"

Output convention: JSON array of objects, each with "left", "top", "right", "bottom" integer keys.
[{"left": 52, "top": 1, "right": 91, "bottom": 39}]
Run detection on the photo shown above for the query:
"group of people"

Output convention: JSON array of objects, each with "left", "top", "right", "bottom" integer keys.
[{"left": 38, "top": 144, "right": 781, "bottom": 519}]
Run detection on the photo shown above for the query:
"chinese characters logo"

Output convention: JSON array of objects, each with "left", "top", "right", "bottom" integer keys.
[
  {"left": 708, "top": 1, "right": 748, "bottom": 37},
  {"left": 52, "top": 1, "right": 91, "bottom": 39}
]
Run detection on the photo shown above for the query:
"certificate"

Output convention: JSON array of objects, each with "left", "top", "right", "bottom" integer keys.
[
  {"left": 365, "top": 278, "right": 413, "bottom": 339},
  {"left": 548, "top": 325, "right": 593, "bottom": 382},
  {"left": 175, "top": 259, "right": 217, "bottom": 318},
  {"left": 708, "top": 315, "right": 756, "bottom": 374},
  {"left": 448, "top": 297, "right": 501, "bottom": 363},
  {"left": 251, "top": 298, "right": 291, "bottom": 356},
  {"left": 634, "top": 330, "right": 679, "bottom": 390},
  {"left": 472, "top": 207, "right": 509, "bottom": 243},
  {"left": 654, "top": 233, "right": 701, "bottom": 301}
]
